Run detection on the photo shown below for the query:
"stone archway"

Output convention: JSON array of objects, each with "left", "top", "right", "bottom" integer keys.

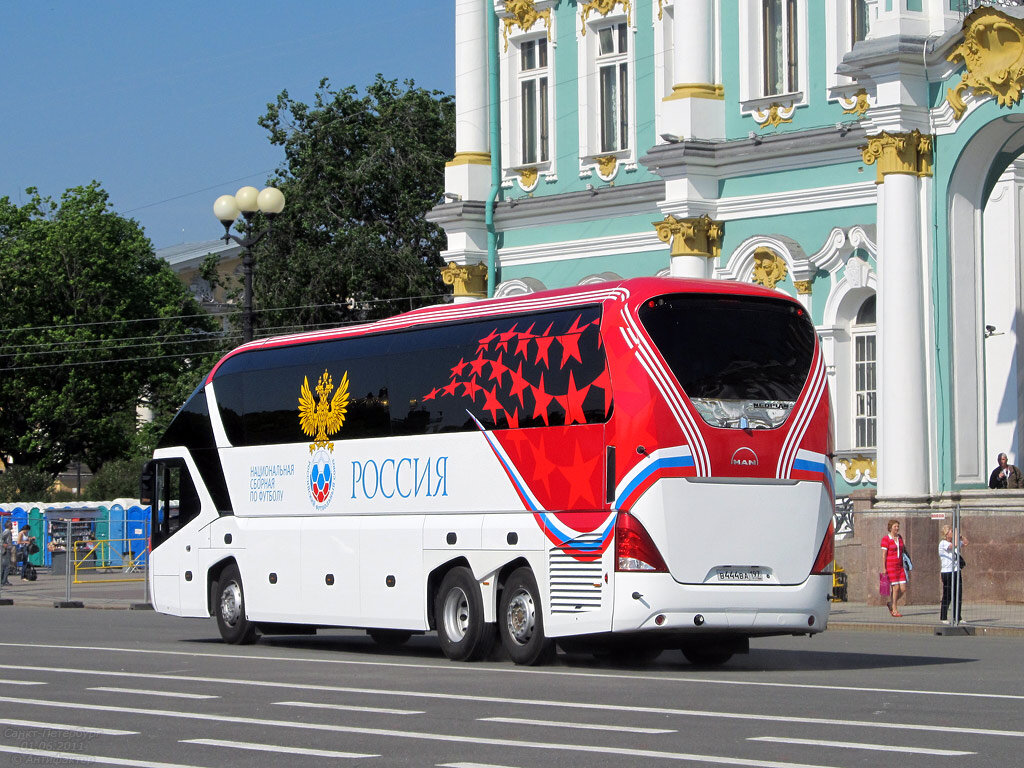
[{"left": 947, "top": 115, "right": 1024, "bottom": 485}]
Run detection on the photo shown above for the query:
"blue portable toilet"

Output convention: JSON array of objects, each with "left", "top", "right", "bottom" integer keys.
[{"left": 126, "top": 505, "right": 149, "bottom": 569}]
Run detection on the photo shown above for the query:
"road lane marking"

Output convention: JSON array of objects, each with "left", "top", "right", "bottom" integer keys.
[
  {"left": 89, "top": 686, "right": 218, "bottom": 700},
  {"left": 8, "top": 680, "right": 45, "bottom": 686},
  {"left": 1, "top": 642, "right": 1020, "bottom": 703},
  {"left": 749, "top": 736, "right": 975, "bottom": 756},
  {"left": 182, "top": 738, "right": 377, "bottom": 759},
  {"left": 0, "top": 718, "right": 137, "bottom": 735},
  {"left": 277, "top": 700, "right": 423, "bottom": 715},
  {"left": 0, "top": 744, "right": 209, "bottom": 768},
  {"left": 480, "top": 716, "right": 676, "bottom": 734},
  {"left": 438, "top": 763, "right": 522, "bottom": 768},
  {"left": 0, "top": 669, "right": 1020, "bottom": 741},
  {"left": 0, "top": 695, "right": 850, "bottom": 768}
]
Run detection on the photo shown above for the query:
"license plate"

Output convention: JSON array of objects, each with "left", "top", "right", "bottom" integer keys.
[{"left": 716, "top": 567, "right": 766, "bottom": 582}]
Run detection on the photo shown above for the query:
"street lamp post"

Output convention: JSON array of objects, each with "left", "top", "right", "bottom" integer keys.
[{"left": 213, "top": 186, "right": 286, "bottom": 343}]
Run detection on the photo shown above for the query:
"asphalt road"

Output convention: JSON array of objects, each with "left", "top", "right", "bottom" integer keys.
[{"left": 0, "top": 607, "right": 1020, "bottom": 768}]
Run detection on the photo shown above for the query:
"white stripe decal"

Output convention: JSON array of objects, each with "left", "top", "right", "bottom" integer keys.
[{"left": 778, "top": 349, "right": 826, "bottom": 479}]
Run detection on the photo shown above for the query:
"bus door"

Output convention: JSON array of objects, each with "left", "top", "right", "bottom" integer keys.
[{"left": 145, "top": 457, "right": 206, "bottom": 615}]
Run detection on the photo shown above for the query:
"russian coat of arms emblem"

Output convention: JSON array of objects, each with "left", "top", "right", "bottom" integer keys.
[{"left": 298, "top": 369, "right": 349, "bottom": 508}]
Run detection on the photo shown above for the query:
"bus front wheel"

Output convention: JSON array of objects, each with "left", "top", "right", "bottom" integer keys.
[
  {"left": 434, "top": 567, "right": 495, "bottom": 661},
  {"left": 215, "top": 564, "right": 257, "bottom": 645},
  {"left": 499, "top": 568, "right": 555, "bottom": 666}
]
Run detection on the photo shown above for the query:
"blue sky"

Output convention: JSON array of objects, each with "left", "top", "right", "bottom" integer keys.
[{"left": 1, "top": 2, "right": 454, "bottom": 250}]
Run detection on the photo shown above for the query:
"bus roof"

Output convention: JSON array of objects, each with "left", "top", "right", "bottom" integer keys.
[{"left": 206, "top": 276, "right": 794, "bottom": 383}]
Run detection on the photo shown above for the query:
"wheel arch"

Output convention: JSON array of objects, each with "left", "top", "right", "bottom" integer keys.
[
  {"left": 426, "top": 556, "right": 471, "bottom": 630},
  {"left": 206, "top": 556, "right": 239, "bottom": 618}
]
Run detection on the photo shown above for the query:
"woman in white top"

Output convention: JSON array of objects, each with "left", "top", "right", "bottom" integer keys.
[{"left": 938, "top": 525, "right": 967, "bottom": 623}]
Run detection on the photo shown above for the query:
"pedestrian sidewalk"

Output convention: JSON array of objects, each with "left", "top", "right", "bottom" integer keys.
[
  {"left": 828, "top": 600, "right": 1024, "bottom": 635},
  {"left": 0, "top": 567, "right": 150, "bottom": 609}
]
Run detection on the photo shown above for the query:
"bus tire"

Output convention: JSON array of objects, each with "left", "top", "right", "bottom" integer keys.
[
  {"left": 215, "top": 564, "right": 257, "bottom": 645},
  {"left": 680, "top": 641, "right": 733, "bottom": 666},
  {"left": 434, "top": 567, "right": 495, "bottom": 662},
  {"left": 499, "top": 567, "right": 555, "bottom": 666},
  {"left": 367, "top": 629, "right": 413, "bottom": 649}
]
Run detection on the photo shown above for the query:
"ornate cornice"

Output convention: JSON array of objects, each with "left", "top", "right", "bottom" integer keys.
[
  {"left": 947, "top": 6, "right": 1024, "bottom": 121},
  {"left": 652, "top": 214, "right": 722, "bottom": 259},
  {"left": 441, "top": 262, "right": 488, "bottom": 298},
  {"left": 752, "top": 247, "right": 788, "bottom": 290},
  {"left": 502, "top": 0, "right": 552, "bottom": 51},
  {"left": 861, "top": 130, "right": 933, "bottom": 183},
  {"left": 580, "top": 0, "right": 631, "bottom": 35}
]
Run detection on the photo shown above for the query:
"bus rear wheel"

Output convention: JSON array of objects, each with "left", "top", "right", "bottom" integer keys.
[
  {"left": 215, "top": 564, "right": 257, "bottom": 645},
  {"left": 434, "top": 567, "right": 495, "bottom": 661},
  {"left": 499, "top": 568, "right": 555, "bottom": 666}
]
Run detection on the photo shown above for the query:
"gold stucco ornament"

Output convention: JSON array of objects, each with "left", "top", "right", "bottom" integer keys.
[
  {"left": 580, "top": 0, "right": 631, "bottom": 35},
  {"left": 947, "top": 6, "right": 1024, "bottom": 121},
  {"left": 441, "top": 261, "right": 488, "bottom": 298},
  {"left": 502, "top": 0, "right": 552, "bottom": 51},
  {"left": 752, "top": 247, "right": 788, "bottom": 290},
  {"left": 652, "top": 214, "right": 723, "bottom": 259}
]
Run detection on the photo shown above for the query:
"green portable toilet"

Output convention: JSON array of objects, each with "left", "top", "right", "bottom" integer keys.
[
  {"left": 96, "top": 506, "right": 111, "bottom": 568},
  {"left": 28, "top": 508, "right": 44, "bottom": 566}
]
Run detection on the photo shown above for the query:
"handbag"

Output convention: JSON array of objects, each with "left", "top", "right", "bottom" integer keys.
[
  {"left": 879, "top": 572, "right": 891, "bottom": 596},
  {"left": 902, "top": 552, "right": 913, "bottom": 572},
  {"left": 958, "top": 554, "right": 966, "bottom": 569},
  {"left": 27, "top": 542, "right": 39, "bottom": 555}
]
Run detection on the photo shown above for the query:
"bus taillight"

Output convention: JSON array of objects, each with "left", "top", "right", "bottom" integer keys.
[
  {"left": 615, "top": 512, "right": 669, "bottom": 573},
  {"left": 810, "top": 520, "right": 835, "bottom": 575}
]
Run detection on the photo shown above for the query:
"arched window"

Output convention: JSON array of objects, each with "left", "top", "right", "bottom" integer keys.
[{"left": 852, "top": 295, "right": 876, "bottom": 449}]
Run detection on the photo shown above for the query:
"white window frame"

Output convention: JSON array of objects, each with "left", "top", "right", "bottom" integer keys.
[
  {"left": 737, "top": 0, "right": 808, "bottom": 114},
  {"left": 517, "top": 37, "right": 551, "bottom": 167},
  {"left": 498, "top": 3, "right": 557, "bottom": 191},
  {"left": 825, "top": 0, "right": 877, "bottom": 96},
  {"left": 852, "top": 302, "right": 877, "bottom": 451},
  {"left": 577, "top": 7, "right": 636, "bottom": 177}
]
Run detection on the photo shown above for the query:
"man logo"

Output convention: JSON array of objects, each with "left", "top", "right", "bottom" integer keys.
[{"left": 731, "top": 447, "right": 759, "bottom": 466}]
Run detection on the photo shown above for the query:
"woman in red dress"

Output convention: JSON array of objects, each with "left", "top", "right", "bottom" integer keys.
[{"left": 880, "top": 519, "right": 908, "bottom": 617}]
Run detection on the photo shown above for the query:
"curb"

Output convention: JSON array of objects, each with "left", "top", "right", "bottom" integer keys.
[{"left": 830, "top": 620, "right": 1024, "bottom": 637}]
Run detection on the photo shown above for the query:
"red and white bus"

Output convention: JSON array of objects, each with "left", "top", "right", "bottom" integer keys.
[{"left": 143, "top": 276, "right": 834, "bottom": 665}]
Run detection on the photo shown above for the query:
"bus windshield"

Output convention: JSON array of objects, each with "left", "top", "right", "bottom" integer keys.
[{"left": 638, "top": 293, "right": 816, "bottom": 429}]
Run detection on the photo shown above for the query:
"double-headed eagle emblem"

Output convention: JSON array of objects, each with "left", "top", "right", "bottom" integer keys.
[{"left": 298, "top": 369, "right": 349, "bottom": 452}]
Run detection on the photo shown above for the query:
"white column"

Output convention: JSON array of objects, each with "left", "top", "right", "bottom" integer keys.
[
  {"left": 446, "top": 0, "right": 492, "bottom": 201},
  {"left": 661, "top": 0, "right": 723, "bottom": 140},
  {"left": 877, "top": 172, "right": 929, "bottom": 498}
]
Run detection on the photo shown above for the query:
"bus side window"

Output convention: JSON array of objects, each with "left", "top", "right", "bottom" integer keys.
[{"left": 150, "top": 460, "right": 201, "bottom": 549}]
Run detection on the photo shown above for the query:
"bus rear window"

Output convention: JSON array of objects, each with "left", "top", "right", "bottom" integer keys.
[{"left": 638, "top": 293, "right": 815, "bottom": 429}]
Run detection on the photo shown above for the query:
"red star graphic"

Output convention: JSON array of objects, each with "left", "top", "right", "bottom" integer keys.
[
  {"left": 505, "top": 407, "right": 520, "bottom": 429},
  {"left": 477, "top": 327, "right": 500, "bottom": 353},
  {"left": 482, "top": 385, "right": 503, "bottom": 423},
  {"left": 589, "top": 368, "right": 612, "bottom": 415},
  {"left": 449, "top": 357, "right": 468, "bottom": 378},
  {"left": 534, "top": 334, "right": 555, "bottom": 369},
  {"left": 488, "top": 352, "right": 509, "bottom": 387},
  {"left": 565, "top": 439, "right": 602, "bottom": 508},
  {"left": 496, "top": 324, "right": 518, "bottom": 353},
  {"left": 530, "top": 440, "right": 559, "bottom": 495},
  {"left": 559, "top": 333, "right": 582, "bottom": 366},
  {"left": 468, "top": 354, "right": 489, "bottom": 377},
  {"left": 423, "top": 387, "right": 440, "bottom": 402},
  {"left": 442, "top": 380, "right": 461, "bottom": 397},
  {"left": 556, "top": 371, "right": 591, "bottom": 425},
  {"left": 531, "top": 374, "right": 556, "bottom": 425},
  {"left": 514, "top": 323, "right": 536, "bottom": 358},
  {"left": 462, "top": 377, "right": 482, "bottom": 401},
  {"left": 508, "top": 361, "right": 531, "bottom": 406}
]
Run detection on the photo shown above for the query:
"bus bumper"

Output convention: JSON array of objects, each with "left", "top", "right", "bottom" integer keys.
[{"left": 611, "top": 572, "right": 832, "bottom": 636}]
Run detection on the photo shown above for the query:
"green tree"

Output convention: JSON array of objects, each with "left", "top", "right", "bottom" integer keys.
[
  {"left": 248, "top": 75, "right": 455, "bottom": 333},
  {"left": 0, "top": 183, "right": 220, "bottom": 476}
]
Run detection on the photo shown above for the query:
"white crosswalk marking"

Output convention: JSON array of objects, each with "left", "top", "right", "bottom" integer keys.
[
  {"left": 0, "top": 744, "right": 209, "bottom": 768},
  {"left": 182, "top": 738, "right": 377, "bottom": 759},
  {"left": 89, "top": 686, "right": 217, "bottom": 700},
  {"left": 480, "top": 716, "right": 675, "bottom": 734},
  {"left": 749, "top": 736, "right": 975, "bottom": 756},
  {"left": 276, "top": 700, "right": 422, "bottom": 715}
]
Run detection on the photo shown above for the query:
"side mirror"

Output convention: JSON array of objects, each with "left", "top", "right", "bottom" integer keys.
[{"left": 139, "top": 460, "right": 157, "bottom": 507}]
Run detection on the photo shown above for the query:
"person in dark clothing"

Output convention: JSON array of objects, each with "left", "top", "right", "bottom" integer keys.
[{"left": 988, "top": 453, "right": 1023, "bottom": 489}]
